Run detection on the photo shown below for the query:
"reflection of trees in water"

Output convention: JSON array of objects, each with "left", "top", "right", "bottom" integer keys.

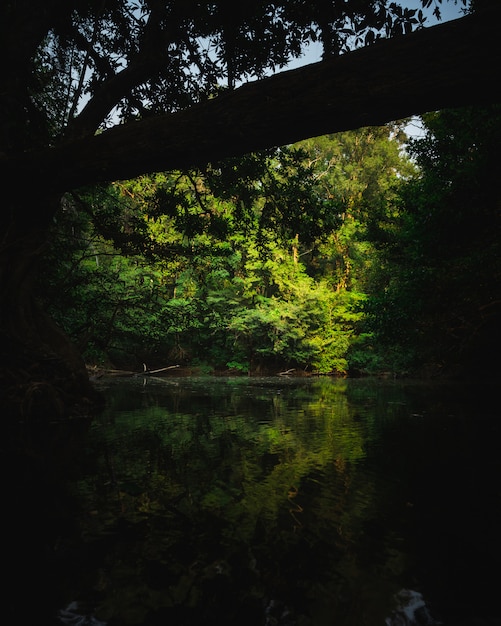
[
  {"left": 287, "top": 485, "right": 303, "bottom": 532},
  {"left": 64, "top": 379, "right": 421, "bottom": 624}
]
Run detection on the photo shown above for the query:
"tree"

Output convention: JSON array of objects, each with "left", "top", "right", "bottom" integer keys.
[
  {"left": 1, "top": 0, "right": 499, "bottom": 419},
  {"left": 362, "top": 104, "right": 501, "bottom": 377}
]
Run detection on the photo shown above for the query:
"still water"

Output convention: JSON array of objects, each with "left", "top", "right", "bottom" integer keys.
[{"left": 45, "top": 376, "right": 500, "bottom": 625}]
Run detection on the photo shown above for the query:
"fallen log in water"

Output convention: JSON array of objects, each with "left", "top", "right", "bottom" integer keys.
[
  {"left": 88, "top": 364, "right": 180, "bottom": 379},
  {"left": 278, "top": 368, "right": 296, "bottom": 376},
  {"left": 142, "top": 364, "right": 181, "bottom": 375}
]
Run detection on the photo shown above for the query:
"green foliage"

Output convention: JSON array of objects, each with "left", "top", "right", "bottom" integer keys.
[
  {"left": 5, "top": 0, "right": 480, "bottom": 383},
  {"left": 42, "top": 103, "right": 500, "bottom": 380},
  {"left": 38, "top": 124, "right": 417, "bottom": 375},
  {"left": 363, "top": 104, "right": 501, "bottom": 376}
]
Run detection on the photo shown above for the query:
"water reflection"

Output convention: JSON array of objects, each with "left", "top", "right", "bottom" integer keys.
[{"left": 51, "top": 376, "right": 500, "bottom": 626}]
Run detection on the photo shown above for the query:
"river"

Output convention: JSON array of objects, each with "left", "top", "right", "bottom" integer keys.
[{"left": 11, "top": 375, "right": 501, "bottom": 625}]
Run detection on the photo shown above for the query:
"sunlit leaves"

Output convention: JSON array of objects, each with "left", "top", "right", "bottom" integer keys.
[{"left": 38, "top": 119, "right": 414, "bottom": 373}]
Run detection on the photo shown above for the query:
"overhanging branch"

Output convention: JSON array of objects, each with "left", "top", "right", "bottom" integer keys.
[{"left": 4, "top": 7, "right": 500, "bottom": 195}]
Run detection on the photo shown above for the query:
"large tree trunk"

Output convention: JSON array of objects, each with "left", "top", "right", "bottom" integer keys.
[
  {"left": 1, "top": 195, "right": 99, "bottom": 432},
  {"left": 2, "top": 8, "right": 499, "bottom": 195}
]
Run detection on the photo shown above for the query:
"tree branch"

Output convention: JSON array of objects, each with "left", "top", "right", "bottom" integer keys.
[{"left": 4, "top": 8, "right": 500, "bottom": 196}]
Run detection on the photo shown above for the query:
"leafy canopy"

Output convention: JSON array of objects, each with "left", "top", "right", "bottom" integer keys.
[
  {"left": 1, "top": 0, "right": 465, "bottom": 154},
  {"left": 39, "top": 124, "right": 412, "bottom": 374}
]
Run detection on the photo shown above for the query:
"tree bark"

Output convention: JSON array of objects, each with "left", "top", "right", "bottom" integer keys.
[
  {"left": 1, "top": 195, "right": 100, "bottom": 425},
  {"left": 2, "top": 8, "right": 500, "bottom": 197}
]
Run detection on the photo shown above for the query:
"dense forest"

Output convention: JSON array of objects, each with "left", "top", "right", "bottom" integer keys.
[
  {"left": 1, "top": 0, "right": 500, "bottom": 427},
  {"left": 38, "top": 104, "right": 501, "bottom": 379}
]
